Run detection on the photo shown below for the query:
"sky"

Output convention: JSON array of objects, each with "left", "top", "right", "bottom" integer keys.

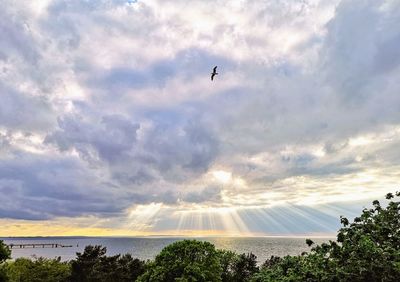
[{"left": 0, "top": 0, "right": 400, "bottom": 237}]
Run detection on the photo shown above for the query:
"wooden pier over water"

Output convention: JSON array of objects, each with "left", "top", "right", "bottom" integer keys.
[{"left": 6, "top": 243, "right": 73, "bottom": 249}]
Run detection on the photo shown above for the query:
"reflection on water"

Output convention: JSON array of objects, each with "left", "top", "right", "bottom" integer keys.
[{"left": 1, "top": 237, "right": 332, "bottom": 263}]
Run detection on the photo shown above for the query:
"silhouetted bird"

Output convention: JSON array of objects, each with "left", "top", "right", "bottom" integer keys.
[{"left": 211, "top": 66, "right": 218, "bottom": 81}]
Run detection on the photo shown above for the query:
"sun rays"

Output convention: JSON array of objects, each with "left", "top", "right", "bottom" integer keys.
[
  {"left": 128, "top": 203, "right": 163, "bottom": 231},
  {"left": 123, "top": 199, "right": 361, "bottom": 237},
  {"left": 176, "top": 207, "right": 251, "bottom": 236},
  {"left": 122, "top": 165, "right": 392, "bottom": 236}
]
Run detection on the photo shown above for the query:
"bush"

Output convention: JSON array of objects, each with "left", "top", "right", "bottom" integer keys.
[{"left": 5, "top": 257, "right": 70, "bottom": 282}]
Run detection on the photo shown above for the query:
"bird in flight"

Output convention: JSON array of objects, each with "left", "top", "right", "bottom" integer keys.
[{"left": 211, "top": 66, "right": 218, "bottom": 81}]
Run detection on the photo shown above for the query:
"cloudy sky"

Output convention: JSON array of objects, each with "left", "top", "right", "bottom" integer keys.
[{"left": 0, "top": 0, "right": 400, "bottom": 236}]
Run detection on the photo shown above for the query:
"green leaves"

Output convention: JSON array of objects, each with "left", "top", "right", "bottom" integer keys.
[
  {"left": 137, "top": 240, "right": 222, "bottom": 282},
  {"left": 137, "top": 240, "right": 259, "bottom": 282},
  {"left": 305, "top": 239, "right": 314, "bottom": 247},
  {"left": 70, "top": 245, "right": 146, "bottom": 282},
  {"left": 386, "top": 193, "right": 394, "bottom": 200},
  {"left": 253, "top": 192, "right": 400, "bottom": 282},
  {"left": 0, "top": 240, "right": 11, "bottom": 282},
  {"left": 4, "top": 257, "right": 71, "bottom": 282},
  {"left": 340, "top": 216, "right": 349, "bottom": 227},
  {"left": 0, "top": 241, "right": 10, "bottom": 263}
]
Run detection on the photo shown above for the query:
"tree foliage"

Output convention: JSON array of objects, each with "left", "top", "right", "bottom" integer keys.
[
  {"left": 70, "top": 245, "right": 146, "bottom": 282},
  {"left": 218, "top": 249, "right": 237, "bottom": 282},
  {"left": 5, "top": 257, "right": 70, "bottom": 282},
  {"left": 252, "top": 192, "right": 400, "bottom": 282},
  {"left": 137, "top": 240, "right": 222, "bottom": 282},
  {"left": 0, "top": 241, "right": 10, "bottom": 264},
  {"left": 218, "top": 250, "right": 259, "bottom": 282},
  {"left": 0, "top": 241, "right": 11, "bottom": 282}
]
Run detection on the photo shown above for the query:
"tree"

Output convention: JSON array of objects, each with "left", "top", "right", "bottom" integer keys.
[
  {"left": 115, "top": 254, "right": 147, "bottom": 282},
  {"left": 218, "top": 250, "right": 237, "bottom": 282},
  {"left": 0, "top": 241, "right": 10, "bottom": 263},
  {"left": 252, "top": 192, "right": 400, "bottom": 282},
  {"left": 70, "top": 245, "right": 108, "bottom": 282},
  {"left": 137, "top": 240, "right": 222, "bottom": 282},
  {"left": 218, "top": 250, "right": 259, "bottom": 282},
  {"left": 0, "top": 241, "right": 11, "bottom": 282},
  {"left": 232, "top": 253, "right": 259, "bottom": 282},
  {"left": 70, "top": 245, "right": 146, "bottom": 282}
]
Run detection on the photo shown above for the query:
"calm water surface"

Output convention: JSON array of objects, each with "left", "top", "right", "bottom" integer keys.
[{"left": 1, "top": 237, "right": 332, "bottom": 263}]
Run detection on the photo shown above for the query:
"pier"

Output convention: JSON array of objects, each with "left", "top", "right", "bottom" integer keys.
[{"left": 6, "top": 243, "right": 73, "bottom": 249}]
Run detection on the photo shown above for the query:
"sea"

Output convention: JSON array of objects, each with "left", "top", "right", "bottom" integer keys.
[{"left": 1, "top": 237, "right": 332, "bottom": 264}]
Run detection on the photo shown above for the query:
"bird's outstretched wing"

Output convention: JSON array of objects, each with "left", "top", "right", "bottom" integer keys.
[
  {"left": 213, "top": 66, "right": 217, "bottom": 72},
  {"left": 211, "top": 73, "right": 216, "bottom": 80}
]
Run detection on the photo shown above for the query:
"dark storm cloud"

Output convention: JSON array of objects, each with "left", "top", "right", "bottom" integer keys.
[
  {"left": 0, "top": 5, "right": 40, "bottom": 64},
  {"left": 0, "top": 156, "right": 127, "bottom": 220},
  {"left": 82, "top": 47, "right": 236, "bottom": 106},
  {"left": 45, "top": 114, "right": 140, "bottom": 163},
  {"left": 144, "top": 119, "right": 219, "bottom": 174},
  {"left": 0, "top": 85, "right": 54, "bottom": 131},
  {"left": 0, "top": 152, "right": 188, "bottom": 220},
  {"left": 322, "top": 0, "right": 400, "bottom": 104},
  {"left": 45, "top": 110, "right": 218, "bottom": 183}
]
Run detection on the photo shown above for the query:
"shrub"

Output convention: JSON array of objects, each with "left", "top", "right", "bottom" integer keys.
[{"left": 5, "top": 257, "right": 70, "bottom": 282}]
